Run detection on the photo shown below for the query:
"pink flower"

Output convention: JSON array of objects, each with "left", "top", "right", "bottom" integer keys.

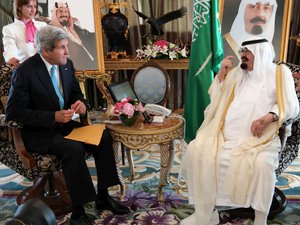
[
  {"left": 154, "top": 40, "right": 169, "bottom": 48},
  {"left": 122, "top": 103, "right": 135, "bottom": 118},
  {"left": 113, "top": 102, "right": 124, "bottom": 114},
  {"left": 121, "top": 98, "right": 129, "bottom": 103},
  {"left": 135, "top": 102, "right": 145, "bottom": 112},
  {"left": 113, "top": 98, "right": 144, "bottom": 118}
]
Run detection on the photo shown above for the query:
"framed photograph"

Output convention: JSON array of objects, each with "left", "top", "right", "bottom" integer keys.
[
  {"left": 219, "top": 0, "right": 292, "bottom": 62},
  {"left": 38, "top": 0, "right": 105, "bottom": 72}
]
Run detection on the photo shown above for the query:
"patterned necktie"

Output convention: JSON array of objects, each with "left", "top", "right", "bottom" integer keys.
[{"left": 50, "top": 66, "right": 64, "bottom": 109}]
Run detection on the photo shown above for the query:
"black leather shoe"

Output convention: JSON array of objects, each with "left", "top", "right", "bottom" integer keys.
[
  {"left": 96, "top": 196, "right": 130, "bottom": 215},
  {"left": 70, "top": 214, "right": 94, "bottom": 225}
]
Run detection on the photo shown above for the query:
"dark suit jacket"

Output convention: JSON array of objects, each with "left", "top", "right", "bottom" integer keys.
[{"left": 6, "top": 53, "right": 86, "bottom": 154}]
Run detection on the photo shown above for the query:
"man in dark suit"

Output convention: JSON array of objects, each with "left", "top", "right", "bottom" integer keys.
[{"left": 5, "top": 25, "right": 129, "bottom": 225}]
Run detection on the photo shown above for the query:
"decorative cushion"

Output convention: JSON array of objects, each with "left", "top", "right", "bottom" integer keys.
[
  {"left": 133, "top": 67, "right": 167, "bottom": 104},
  {"left": 0, "top": 114, "right": 6, "bottom": 126},
  {"left": 0, "top": 140, "right": 61, "bottom": 181},
  {"left": 0, "top": 63, "right": 13, "bottom": 100},
  {"left": 0, "top": 114, "right": 9, "bottom": 142},
  {"left": 276, "top": 119, "right": 300, "bottom": 176},
  {"left": 0, "top": 64, "right": 14, "bottom": 141}
]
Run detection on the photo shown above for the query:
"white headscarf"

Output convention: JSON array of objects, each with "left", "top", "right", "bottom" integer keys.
[
  {"left": 230, "top": 0, "right": 278, "bottom": 47},
  {"left": 50, "top": 1, "right": 82, "bottom": 45}
]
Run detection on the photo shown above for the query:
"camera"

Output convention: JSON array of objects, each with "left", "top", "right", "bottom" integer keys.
[{"left": 4, "top": 198, "right": 57, "bottom": 225}]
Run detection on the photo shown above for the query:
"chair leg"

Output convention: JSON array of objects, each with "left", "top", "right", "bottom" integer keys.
[
  {"left": 222, "top": 187, "right": 287, "bottom": 220},
  {"left": 267, "top": 187, "right": 287, "bottom": 220},
  {"left": 16, "top": 176, "right": 47, "bottom": 204},
  {"left": 16, "top": 171, "right": 72, "bottom": 216},
  {"left": 44, "top": 173, "right": 59, "bottom": 197}
]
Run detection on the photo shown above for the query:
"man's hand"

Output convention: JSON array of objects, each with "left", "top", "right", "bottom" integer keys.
[
  {"left": 7, "top": 57, "right": 20, "bottom": 67},
  {"left": 71, "top": 100, "right": 86, "bottom": 115},
  {"left": 217, "top": 56, "right": 235, "bottom": 83},
  {"left": 250, "top": 113, "right": 274, "bottom": 137},
  {"left": 55, "top": 109, "right": 75, "bottom": 123}
]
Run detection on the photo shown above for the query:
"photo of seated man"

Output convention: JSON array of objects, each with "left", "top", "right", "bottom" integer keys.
[{"left": 49, "top": 0, "right": 98, "bottom": 70}]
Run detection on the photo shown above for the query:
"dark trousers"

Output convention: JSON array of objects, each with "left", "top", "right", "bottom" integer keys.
[{"left": 48, "top": 130, "right": 120, "bottom": 207}]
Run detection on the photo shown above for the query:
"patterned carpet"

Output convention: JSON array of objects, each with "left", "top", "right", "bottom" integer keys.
[{"left": 0, "top": 141, "right": 300, "bottom": 225}]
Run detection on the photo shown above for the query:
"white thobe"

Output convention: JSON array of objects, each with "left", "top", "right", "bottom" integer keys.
[{"left": 215, "top": 69, "right": 280, "bottom": 211}]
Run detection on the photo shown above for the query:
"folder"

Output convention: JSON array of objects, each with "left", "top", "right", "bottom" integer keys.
[{"left": 64, "top": 124, "right": 105, "bottom": 146}]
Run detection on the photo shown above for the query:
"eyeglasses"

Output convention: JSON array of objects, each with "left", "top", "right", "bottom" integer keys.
[{"left": 238, "top": 47, "right": 250, "bottom": 53}]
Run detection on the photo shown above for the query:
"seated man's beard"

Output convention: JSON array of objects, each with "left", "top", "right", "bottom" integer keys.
[
  {"left": 241, "top": 56, "right": 248, "bottom": 70},
  {"left": 240, "top": 63, "right": 248, "bottom": 70},
  {"left": 251, "top": 25, "right": 263, "bottom": 34},
  {"left": 60, "top": 21, "right": 68, "bottom": 27}
]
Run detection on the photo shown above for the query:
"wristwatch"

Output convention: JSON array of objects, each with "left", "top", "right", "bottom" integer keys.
[{"left": 269, "top": 112, "right": 279, "bottom": 122}]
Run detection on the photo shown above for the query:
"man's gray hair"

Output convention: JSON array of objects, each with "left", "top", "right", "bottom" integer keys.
[{"left": 35, "top": 25, "right": 68, "bottom": 53}]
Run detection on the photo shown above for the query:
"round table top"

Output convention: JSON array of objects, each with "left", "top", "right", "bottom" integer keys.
[{"left": 105, "top": 116, "right": 183, "bottom": 135}]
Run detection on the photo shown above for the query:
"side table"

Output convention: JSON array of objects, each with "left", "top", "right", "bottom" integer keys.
[{"left": 106, "top": 116, "right": 184, "bottom": 202}]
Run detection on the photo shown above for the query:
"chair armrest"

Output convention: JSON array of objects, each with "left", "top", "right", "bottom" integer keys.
[
  {"left": 1, "top": 116, "right": 34, "bottom": 168},
  {"left": 7, "top": 120, "right": 23, "bottom": 129},
  {"left": 0, "top": 114, "right": 23, "bottom": 128},
  {"left": 11, "top": 127, "right": 36, "bottom": 169},
  {"left": 1, "top": 114, "right": 23, "bottom": 128},
  {"left": 282, "top": 112, "right": 300, "bottom": 127},
  {"left": 5, "top": 115, "right": 88, "bottom": 168},
  {"left": 279, "top": 112, "right": 300, "bottom": 146}
]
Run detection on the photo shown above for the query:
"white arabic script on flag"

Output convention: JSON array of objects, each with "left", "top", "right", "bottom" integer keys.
[{"left": 192, "top": 0, "right": 211, "bottom": 43}]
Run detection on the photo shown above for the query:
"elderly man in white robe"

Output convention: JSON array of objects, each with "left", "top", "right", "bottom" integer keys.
[{"left": 180, "top": 37, "right": 299, "bottom": 225}]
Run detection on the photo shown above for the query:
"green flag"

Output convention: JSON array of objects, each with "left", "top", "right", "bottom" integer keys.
[{"left": 184, "top": 0, "right": 223, "bottom": 143}]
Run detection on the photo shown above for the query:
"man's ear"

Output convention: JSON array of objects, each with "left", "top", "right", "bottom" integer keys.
[
  {"left": 42, "top": 48, "right": 47, "bottom": 54},
  {"left": 42, "top": 48, "right": 51, "bottom": 57}
]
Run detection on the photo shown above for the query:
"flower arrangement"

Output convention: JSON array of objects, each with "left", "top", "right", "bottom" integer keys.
[
  {"left": 135, "top": 39, "right": 189, "bottom": 60},
  {"left": 113, "top": 97, "right": 144, "bottom": 126}
]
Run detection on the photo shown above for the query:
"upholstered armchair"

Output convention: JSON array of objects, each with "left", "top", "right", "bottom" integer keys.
[
  {"left": 275, "top": 61, "right": 300, "bottom": 176},
  {"left": 270, "top": 62, "right": 300, "bottom": 217}
]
